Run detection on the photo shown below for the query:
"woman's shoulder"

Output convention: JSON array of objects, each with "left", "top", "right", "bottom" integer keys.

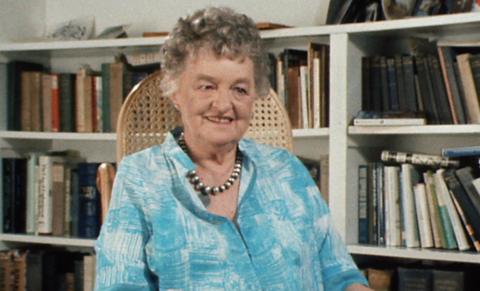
[
  {"left": 240, "top": 138, "right": 296, "bottom": 165},
  {"left": 118, "top": 143, "right": 171, "bottom": 175}
]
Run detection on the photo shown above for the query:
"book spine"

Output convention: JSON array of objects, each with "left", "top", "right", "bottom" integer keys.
[
  {"left": 402, "top": 55, "right": 418, "bottom": 112},
  {"left": 37, "top": 156, "right": 53, "bottom": 234},
  {"left": 450, "top": 193, "right": 480, "bottom": 252},
  {"left": 299, "top": 65, "right": 309, "bottom": 128},
  {"left": 423, "top": 171, "right": 446, "bottom": 248},
  {"left": 30, "top": 72, "right": 42, "bottom": 132},
  {"left": 358, "top": 165, "right": 369, "bottom": 244},
  {"left": 456, "top": 53, "right": 480, "bottom": 123},
  {"left": 109, "top": 63, "right": 124, "bottom": 133},
  {"left": 41, "top": 74, "right": 52, "bottom": 132},
  {"left": 400, "top": 164, "right": 420, "bottom": 248},
  {"left": 379, "top": 56, "right": 390, "bottom": 111},
  {"left": 312, "top": 57, "right": 321, "bottom": 128},
  {"left": 455, "top": 167, "right": 480, "bottom": 216},
  {"left": 413, "top": 183, "right": 434, "bottom": 248},
  {"left": 437, "top": 169, "right": 470, "bottom": 250},
  {"left": 101, "top": 64, "right": 111, "bottom": 132},
  {"left": 20, "top": 72, "right": 32, "bottom": 131},
  {"left": 442, "top": 146, "right": 480, "bottom": 158},
  {"left": 437, "top": 46, "right": 466, "bottom": 124},
  {"left": 94, "top": 76, "right": 103, "bottom": 133},
  {"left": 59, "top": 74, "right": 75, "bottom": 132},
  {"left": 384, "top": 166, "right": 401, "bottom": 247},
  {"left": 26, "top": 153, "right": 39, "bottom": 234},
  {"left": 386, "top": 57, "right": 399, "bottom": 111},
  {"left": 3, "top": 158, "right": 15, "bottom": 233},
  {"left": 51, "top": 162, "right": 65, "bottom": 236},
  {"left": 51, "top": 74, "right": 60, "bottom": 132},
  {"left": 0, "top": 63, "right": 6, "bottom": 130},
  {"left": 64, "top": 166, "right": 72, "bottom": 237},
  {"left": 428, "top": 55, "right": 452, "bottom": 124},
  {"left": 375, "top": 163, "right": 385, "bottom": 246},
  {"left": 78, "top": 163, "right": 101, "bottom": 239},
  {"left": 433, "top": 170, "right": 458, "bottom": 249},
  {"left": 381, "top": 150, "right": 459, "bottom": 167}
]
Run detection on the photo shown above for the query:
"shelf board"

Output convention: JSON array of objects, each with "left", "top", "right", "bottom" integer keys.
[
  {"left": 0, "top": 234, "right": 95, "bottom": 248},
  {"left": 0, "top": 36, "right": 167, "bottom": 52},
  {"left": 348, "top": 244, "right": 480, "bottom": 264},
  {"left": 348, "top": 124, "right": 480, "bottom": 135},
  {"left": 0, "top": 131, "right": 116, "bottom": 141},
  {"left": 0, "top": 130, "right": 327, "bottom": 140},
  {"left": 292, "top": 128, "right": 329, "bottom": 137},
  {"left": 0, "top": 12, "right": 479, "bottom": 54}
]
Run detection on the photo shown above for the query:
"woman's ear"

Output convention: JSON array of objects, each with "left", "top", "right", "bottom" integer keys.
[{"left": 169, "top": 93, "right": 180, "bottom": 110}]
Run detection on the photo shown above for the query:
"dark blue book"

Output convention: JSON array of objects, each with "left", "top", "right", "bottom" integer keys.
[
  {"left": 70, "top": 168, "right": 80, "bottom": 237},
  {"left": 386, "top": 58, "right": 399, "bottom": 111},
  {"left": 2, "top": 157, "right": 27, "bottom": 233},
  {"left": 77, "top": 162, "right": 101, "bottom": 238}
]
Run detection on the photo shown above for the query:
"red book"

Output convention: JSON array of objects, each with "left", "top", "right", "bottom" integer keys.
[{"left": 51, "top": 74, "right": 60, "bottom": 132}]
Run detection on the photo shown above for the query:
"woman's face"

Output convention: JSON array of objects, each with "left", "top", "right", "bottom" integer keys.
[{"left": 170, "top": 48, "right": 256, "bottom": 149}]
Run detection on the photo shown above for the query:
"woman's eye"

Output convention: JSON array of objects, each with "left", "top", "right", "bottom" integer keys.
[
  {"left": 198, "top": 84, "right": 215, "bottom": 91},
  {"left": 233, "top": 86, "right": 248, "bottom": 95}
]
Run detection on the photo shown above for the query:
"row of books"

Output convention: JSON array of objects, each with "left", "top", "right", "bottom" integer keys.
[
  {"left": 358, "top": 150, "right": 480, "bottom": 252},
  {"left": 2, "top": 58, "right": 158, "bottom": 133},
  {"left": 270, "top": 44, "right": 330, "bottom": 129},
  {"left": 1, "top": 152, "right": 106, "bottom": 239},
  {"left": 361, "top": 44, "right": 480, "bottom": 125},
  {"left": 363, "top": 266, "right": 470, "bottom": 291},
  {"left": 0, "top": 249, "right": 95, "bottom": 291}
]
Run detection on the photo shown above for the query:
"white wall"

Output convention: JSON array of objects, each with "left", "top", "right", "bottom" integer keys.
[
  {"left": 0, "top": 0, "right": 46, "bottom": 41},
  {"left": 44, "top": 0, "right": 331, "bottom": 38}
]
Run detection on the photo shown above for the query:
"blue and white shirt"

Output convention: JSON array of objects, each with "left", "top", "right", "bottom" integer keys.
[{"left": 95, "top": 132, "right": 368, "bottom": 290}]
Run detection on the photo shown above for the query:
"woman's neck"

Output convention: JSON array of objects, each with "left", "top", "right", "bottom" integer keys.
[{"left": 182, "top": 131, "right": 238, "bottom": 169}]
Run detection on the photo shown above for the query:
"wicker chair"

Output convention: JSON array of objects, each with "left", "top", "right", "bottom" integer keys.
[{"left": 116, "top": 70, "right": 293, "bottom": 164}]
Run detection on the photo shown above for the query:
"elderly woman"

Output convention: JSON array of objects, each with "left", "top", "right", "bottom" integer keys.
[{"left": 95, "top": 7, "right": 370, "bottom": 291}]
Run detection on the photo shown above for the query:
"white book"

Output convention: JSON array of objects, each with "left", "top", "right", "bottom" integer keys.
[
  {"left": 423, "top": 171, "right": 444, "bottom": 248},
  {"left": 400, "top": 164, "right": 420, "bottom": 248},
  {"left": 413, "top": 183, "right": 434, "bottom": 248},
  {"left": 435, "top": 169, "right": 470, "bottom": 251},
  {"left": 0, "top": 63, "right": 7, "bottom": 130},
  {"left": 94, "top": 76, "right": 103, "bottom": 133},
  {"left": 472, "top": 178, "right": 480, "bottom": 197},
  {"left": 384, "top": 166, "right": 401, "bottom": 247},
  {"left": 84, "top": 254, "right": 96, "bottom": 291},
  {"left": 36, "top": 155, "right": 65, "bottom": 234},
  {"left": 353, "top": 118, "right": 426, "bottom": 126},
  {"left": 276, "top": 58, "right": 285, "bottom": 106},
  {"left": 312, "top": 57, "right": 321, "bottom": 128},
  {"left": 299, "top": 65, "right": 309, "bottom": 128},
  {"left": 26, "top": 152, "right": 41, "bottom": 234}
]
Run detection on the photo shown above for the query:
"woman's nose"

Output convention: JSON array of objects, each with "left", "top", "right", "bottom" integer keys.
[{"left": 211, "top": 89, "right": 233, "bottom": 112}]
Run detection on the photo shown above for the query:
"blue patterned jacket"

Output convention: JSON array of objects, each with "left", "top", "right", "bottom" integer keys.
[{"left": 95, "top": 133, "right": 368, "bottom": 290}]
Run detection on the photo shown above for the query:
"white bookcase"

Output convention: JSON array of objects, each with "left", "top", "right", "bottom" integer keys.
[{"left": 1, "top": 11, "right": 480, "bottom": 266}]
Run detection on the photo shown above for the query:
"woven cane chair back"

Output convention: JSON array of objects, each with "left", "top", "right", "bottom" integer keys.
[{"left": 116, "top": 70, "right": 293, "bottom": 164}]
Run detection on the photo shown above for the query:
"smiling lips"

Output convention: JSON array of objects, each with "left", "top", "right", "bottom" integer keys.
[{"left": 205, "top": 116, "right": 234, "bottom": 124}]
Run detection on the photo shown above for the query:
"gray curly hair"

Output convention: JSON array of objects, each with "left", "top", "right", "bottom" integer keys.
[{"left": 160, "top": 7, "right": 270, "bottom": 98}]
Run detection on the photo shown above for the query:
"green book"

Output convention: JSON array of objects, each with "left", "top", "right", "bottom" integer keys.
[
  {"left": 58, "top": 73, "right": 75, "bottom": 132},
  {"left": 101, "top": 63, "right": 111, "bottom": 132}
]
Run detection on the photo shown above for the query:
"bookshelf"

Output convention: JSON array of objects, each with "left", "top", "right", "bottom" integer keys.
[{"left": 1, "top": 6, "right": 480, "bottom": 269}]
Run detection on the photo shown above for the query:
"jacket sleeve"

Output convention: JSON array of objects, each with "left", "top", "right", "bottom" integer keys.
[{"left": 95, "top": 156, "right": 157, "bottom": 291}]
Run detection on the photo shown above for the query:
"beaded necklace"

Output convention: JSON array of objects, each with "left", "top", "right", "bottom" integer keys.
[{"left": 177, "top": 133, "right": 242, "bottom": 196}]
